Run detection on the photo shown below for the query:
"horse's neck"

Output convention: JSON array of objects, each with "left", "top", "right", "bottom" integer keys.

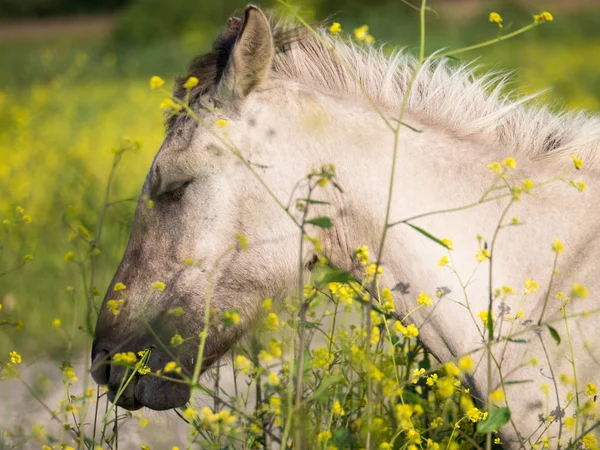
[{"left": 322, "top": 105, "right": 598, "bottom": 360}]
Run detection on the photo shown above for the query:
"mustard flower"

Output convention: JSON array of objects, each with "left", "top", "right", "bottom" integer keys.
[
  {"left": 151, "top": 281, "right": 166, "bottom": 291},
  {"left": 183, "top": 77, "right": 199, "bottom": 89},
  {"left": 572, "top": 283, "right": 589, "bottom": 298},
  {"left": 170, "top": 332, "right": 184, "bottom": 346},
  {"left": 411, "top": 368, "right": 426, "bottom": 384},
  {"left": 164, "top": 361, "right": 178, "bottom": 373},
  {"left": 332, "top": 400, "right": 345, "bottom": 416},
  {"left": 215, "top": 119, "right": 228, "bottom": 127},
  {"left": 437, "top": 376, "right": 455, "bottom": 398},
  {"left": 167, "top": 306, "right": 184, "bottom": 317},
  {"left": 106, "top": 299, "right": 124, "bottom": 316},
  {"left": 353, "top": 25, "right": 369, "bottom": 41},
  {"left": 113, "top": 352, "right": 137, "bottom": 364},
  {"left": 223, "top": 309, "right": 240, "bottom": 325},
  {"left": 235, "top": 355, "right": 252, "bottom": 375},
  {"left": 467, "top": 407, "right": 488, "bottom": 423},
  {"left": 329, "top": 22, "right": 342, "bottom": 35},
  {"left": 487, "top": 161, "right": 503, "bottom": 175},
  {"left": 159, "top": 99, "right": 182, "bottom": 111},
  {"left": 489, "top": 12, "right": 503, "bottom": 25},
  {"left": 584, "top": 382, "right": 598, "bottom": 397},
  {"left": 582, "top": 433, "right": 598, "bottom": 450},
  {"left": 572, "top": 154, "right": 583, "bottom": 170},
  {"left": 441, "top": 238, "right": 454, "bottom": 250},
  {"left": 149, "top": 76, "right": 165, "bottom": 89},
  {"left": 525, "top": 279, "right": 539, "bottom": 294},
  {"left": 264, "top": 312, "right": 279, "bottom": 331},
  {"left": 63, "top": 251, "right": 75, "bottom": 261},
  {"left": 365, "top": 263, "right": 383, "bottom": 281},
  {"left": 489, "top": 389, "right": 505, "bottom": 403},
  {"left": 317, "top": 431, "right": 332, "bottom": 443},
  {"left": 502, "top": 157, "right": 517, "bottom": 169},
  {"left": 552, "top": 238, "right": 564, "bottom": 254},
  {"left": 475, "top": 249, "right": 491, "bottom": 262},
  {"left": 477, "top": 310, "right": 494, "bottom": 326},
  {"left": 266, "top": 372, "right": 279, "bottom": 387},
  {"left": 416, "top": 291, "right": 432, "bottom": 306},
  {"left": 9, "top": 351, "right": 21, "bottom": 364},
  {"left": 534, "top": 11, "right": 554, "bottom": 23},
  {"left": 426, "top": 374, "right": 438, "bottom": 386},
  {"left": 458, "top": 356, "right": 475, "bottom": 373},
  {"left": 354, "top": 245, "right": 370, "bottom": 265},
  {"left": 52, "top": 318, "right": 61, "bottom": 328},
  {"left": 113, "top": 282, "right": 126, "bottom": 291},
  {"left": 437, "top": 255, "right": 449, "bottom": 267}
]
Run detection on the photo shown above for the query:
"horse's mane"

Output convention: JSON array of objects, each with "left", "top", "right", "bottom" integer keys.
[{"left": 171, "top": 13, "right": 600, "bottom": 167}]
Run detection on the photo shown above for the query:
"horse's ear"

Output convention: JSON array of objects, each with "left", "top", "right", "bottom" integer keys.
[{"left": 218, "top": 5, "right": 274, "bottom": 100}]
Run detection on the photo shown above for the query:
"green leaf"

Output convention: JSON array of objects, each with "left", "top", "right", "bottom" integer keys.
[
  {"left": 316, "top": 269, "right": 355, "bottom": 286},
  {"left": 547, "top": 324, "right": 561, "bottom": 345},
  {"left": 297, "top": 321, "right": 319, "bottom": 329},
  {"left": 305, "top": 217, "right": 332, "bottom": 228},
  {"left": 308, "top": 375, "right": 344, "bottom": 401},
  {"left": 299, "top": 198, "right": 331, "bottom": 205},
  {"left": 332, "top": 427, "right": 351, "bottom": 446},
  {"left": 332, "top": 181, "right": 344, "bottom": 193},
  {"left": 505, "top": 379, "right": 534, "bottom": 385},
  {"left": 405, "top": 222, "right": 449, "bottom": 248},
  {"left": 476, "top": 407, "right": 511, "bottom": 434},
  {"left": 507, "top": 338, "right": 528, "bottom": 344}
]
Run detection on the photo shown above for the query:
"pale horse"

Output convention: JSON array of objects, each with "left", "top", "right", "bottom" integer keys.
[{"left": 91, "top": 5, "right": 600, "bottom": 447}]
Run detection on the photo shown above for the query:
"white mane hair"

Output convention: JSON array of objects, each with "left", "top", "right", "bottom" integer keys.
[
  {"left": 271, "top": 28, "right": 600, "bottom": 167},
  {"left": 178, "top": 18, "right": 600, "bottom": 168}
]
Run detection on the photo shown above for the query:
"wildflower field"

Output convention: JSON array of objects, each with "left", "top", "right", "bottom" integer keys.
[{"left": 1, "top": 1, "right": 600, "bottom": 449}]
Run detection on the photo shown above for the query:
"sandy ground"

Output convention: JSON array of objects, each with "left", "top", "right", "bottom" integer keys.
[{"left": 0, "top": 355, "right": 244, "bottom": 449}]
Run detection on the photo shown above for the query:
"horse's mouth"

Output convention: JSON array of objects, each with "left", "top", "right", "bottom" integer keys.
[{"left": 107, "top": 374, "right": 191, "bottom": 411}]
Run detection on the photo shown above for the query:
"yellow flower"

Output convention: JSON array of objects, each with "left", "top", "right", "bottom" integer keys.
[
  {"left": 475, "top": 249, "right": 491, "bottom": 262},
  {"left": 149, "top": 76, "right": 165, "bottom": 89},
  {"left": 164, "top": 361, "right": 178, "bottom": 373},
  {"left": 426, "top": 374, "right": 438, "bottom": 386},
  {"left": 458, "top": 356, "right": 475, "bottom": 374},
  {"left": 215, "top": 119, "right": 228, "bottom": 127},
  {"left": 416, "top": 291, "right": 432, "bottom": 307},
  {"left": 353, "top": 25, "right": 369, "bottom": 41},
  {"left": 159, "top": 98, "right": 182, "bottom": 111},
  {"left": 502, "top": 157, "right": 517, "bottom": 169},
  {"left": 170, "top": 332, "right": 184, "bottom": 346},
  {"left": 9, "top": 351, "right": 21, "bottom": 364},
  {"left": 63, "top": 251, "right": 75, "bottom": 261},
  {"left": 525, "top": 279, "right": 539, "bottom": 294},
  {"left": 318, "top": 431, "right": 332, "bottom": 443},
  {"left": 113, "top": 282, "right": 127, "bottom": 291},
  {"left": 441, "top": 238, "right": 454, "bottom": 250},
  {"left": 151, "top": 281, "right": 166, "bottom": 291},
  {"left": 264, "top": 312, "right": 279, "bottom": 331},
  {"left": 534, "top": 11, "right": 553, "bottom": 23},
  {"left": 183, "top": 77, "right": 199, "bottom": 89},
  {"left": 552, "top": 238, "right": 564, "bottom": 254},
  {"left": 572, "top": 283, "right": 589, "bottom": 298},
  {"left": 489, "top": 389, "right": 505, "bottom": 403},
  {"left": 584, "top": 382, "right": 598, "bottom": 397},
  {"left": 467, "top": 407, "right": 488, "bottom": 423},
  {"left": 572, "top": 154, "right": 583, "bottom": 170},
  {"left": 575, "top": 180, "right": 586, "bottom": 192},
  {"left": 583, "top": 433, "right": 598, "bottom": 450},
  {"left": 235, "top": 355, "right": 252, "bottom": 375},
  {"left": 354, "top": 245, "right": 370, "bottom": 265},
  {"left": 329, "top": 22, "right": 342, "bottom": 35},
  {"left": 487, "top": 161, "right": 503, "bottom": 176},
  {"left": 106, "top": 299, "right": 124, "bottom": 316},
  {"left": 437, "top": 255, "right": 449, "bottom": 267},
  {"left": 267, "top": 372, "right": 279, "bottom": 387},
  {"left": 411, "top": 368, "right": 426, "bottom": 384},
  {"left": 365, "top": 263, "right": 383, "bottom": 281},
  {"left": 113, "top": 352, "right": 137, "bottom": 364},
  {"left": 488, "top": 12, "right": 503, "bottom": 25},
  {"left": 477, "top": 310, "right": 494, "bottom": 326},
  {"left": 332, "top": 400, "right": 345, "bottom": 416},
  {"left": 52, "top": 318, "right": 61, "bottom": 328}
]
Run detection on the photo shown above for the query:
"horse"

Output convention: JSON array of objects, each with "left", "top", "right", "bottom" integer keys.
[{"left": 91, "top": 5, "right": 600, "bottom": 447}]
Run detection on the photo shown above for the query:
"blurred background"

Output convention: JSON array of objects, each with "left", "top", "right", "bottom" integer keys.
[{"left": 1, "top": 0, "right": 599, "bottom": 360}]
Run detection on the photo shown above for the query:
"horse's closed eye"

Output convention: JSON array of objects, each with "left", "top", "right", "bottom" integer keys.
[{"left": 163, "top": 180, "right": 192, "bottom": 202}]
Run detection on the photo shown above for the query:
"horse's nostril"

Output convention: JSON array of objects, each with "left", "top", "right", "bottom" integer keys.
[{"left": 91, "top": 350, "right": 111, "bottom": 385}]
